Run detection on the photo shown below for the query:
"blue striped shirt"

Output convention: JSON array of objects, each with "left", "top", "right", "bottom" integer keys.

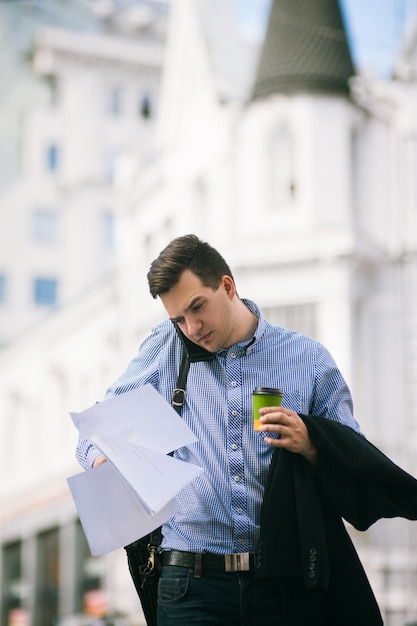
[{"left": 76, "top": 300, "right": 360, "bottom": 555}]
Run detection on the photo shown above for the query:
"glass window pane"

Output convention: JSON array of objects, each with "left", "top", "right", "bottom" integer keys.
[
  {"left": 47, "top": 145, "right": 59, "bottom": 171},
  {"left": 140, "top": 93, "right": 152, "bottom": 118},
  {"left": 35, "top": 527, "right": 59, "bottom": 626},
  {"left": 1, "top": 541, "right": 23, "bottom": 626},
  {"left": 108, "top": 88, "right": 121, "bottom": 115},
  {"left": 33, "top": 278, "right": 57, "bottom": 306},
  {"left": 32, "top": 210, "right": 58, "bottom": 242},
  {"left": 103, "top": 213, "right": 115, "bottom": 249},
  {"left": 268, "top": 123, "right": 296, "bottom": 209}
]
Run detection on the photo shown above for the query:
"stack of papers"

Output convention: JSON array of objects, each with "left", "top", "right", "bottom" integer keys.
[{"left": 67, "top": 384, "right": 202, "bottom": 555}]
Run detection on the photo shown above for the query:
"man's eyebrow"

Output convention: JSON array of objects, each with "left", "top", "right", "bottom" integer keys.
[{"left": 170, "top": 296, "right": 203, "bottom": 322}]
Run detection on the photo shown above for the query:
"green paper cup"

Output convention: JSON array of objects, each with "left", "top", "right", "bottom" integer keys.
[{"left": 252, "top": 387, "right": 283, "bottom": 431}]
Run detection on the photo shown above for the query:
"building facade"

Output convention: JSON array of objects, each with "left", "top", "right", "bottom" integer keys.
[
  {"left": 1, "top": 1, "right": 417, "bottom": 625},
  {"left": 0, "top": 1, "right": 166, "bottom": 624},
  {"left": 0, "top": 0, "right": 166, "bottom": 347}
]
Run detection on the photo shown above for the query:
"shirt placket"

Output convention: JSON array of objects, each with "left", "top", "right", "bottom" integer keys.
[{"left": 225, "top": 347, "right": 251, "bottom": 553}]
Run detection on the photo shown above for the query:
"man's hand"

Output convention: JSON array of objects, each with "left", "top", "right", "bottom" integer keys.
[
  {"left": 92, "top": 454, "right": 107, "bottom": 468},
  {"left": 258, "top": 407, "right": 318, "bottom": 466}
]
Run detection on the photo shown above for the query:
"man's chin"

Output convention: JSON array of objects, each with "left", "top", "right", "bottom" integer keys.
[{"left": 198, "top": 334, "right": 218, "bottom": 352}]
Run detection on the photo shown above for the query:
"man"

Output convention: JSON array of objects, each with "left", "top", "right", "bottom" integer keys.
[{"left": 76, "top": 234, "right": 361, "bottom": 625}]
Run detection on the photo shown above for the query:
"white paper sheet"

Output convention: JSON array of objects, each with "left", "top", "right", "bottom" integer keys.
[
  {"left": 92, "top": 434, "right": 202, "bottom": 514},
  {"left": 67, "top": 462, "right": 178, "bottom": 556},
  {"left": 70, "top": 384, "right": 197, "bottom": 454},
  {"left": 67, "top": 384, "right": 203, "bottom": 555}
]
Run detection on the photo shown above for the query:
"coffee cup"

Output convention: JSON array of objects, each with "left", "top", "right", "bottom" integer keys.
[{"left": 252, "top": 387, "right": 283, "bottom": 431}]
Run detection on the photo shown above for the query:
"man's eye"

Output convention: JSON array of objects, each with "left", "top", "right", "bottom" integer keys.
[{"left": 192, "top": 303, "right": 203, "bottom": 312}]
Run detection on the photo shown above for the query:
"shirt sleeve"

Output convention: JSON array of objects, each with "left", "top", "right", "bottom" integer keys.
[{"left": 311, "top": 342, "right": 361, "bottom": 433}]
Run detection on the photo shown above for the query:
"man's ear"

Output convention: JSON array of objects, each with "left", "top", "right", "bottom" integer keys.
[{"left": 222, "top": 275, "right": 236, "bottom": 298}]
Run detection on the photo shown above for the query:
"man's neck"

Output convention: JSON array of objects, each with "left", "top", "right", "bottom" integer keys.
[{"left": 228, "top": 301, "right": 258, "bottom": 347}]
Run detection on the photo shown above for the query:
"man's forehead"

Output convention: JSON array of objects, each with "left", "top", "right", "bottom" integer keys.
[{"left": 161, "top": 272, "right": 207, "bottom": 314}]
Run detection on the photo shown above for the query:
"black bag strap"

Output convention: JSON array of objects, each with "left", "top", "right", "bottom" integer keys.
[
  {"left": 171, "top": 348, "right": 190, "bottom": 412},
  {"left": 171, "top": 322, "right": 215, "bottom": 413}
]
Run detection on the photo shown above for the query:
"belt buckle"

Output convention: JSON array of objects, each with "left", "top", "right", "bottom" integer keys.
[{"left": 224, "top": 553, "right": 250, "bottom": 572}]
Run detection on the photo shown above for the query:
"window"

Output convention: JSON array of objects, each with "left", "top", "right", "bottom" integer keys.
[
  {"left": 33, "top": 278, "right": 57, "bottom": 306},
  {"left": 105, "top": 152, "right": 116, "bottom": 183},
  {"left": 45, "top": 75, "right": 60, "bottom": 107},
  {"left": 262, "top": 303, "right": 317, "bottom": 339},
  {"left": 32, "top": 210, "right": 58, "bottom": 242},
  {"left": 103, "top": 212, "right": 115, "bottom": 249},
  {"left": 268, "top": 122, "right": 296, "bottom": 209},
  {"left": 1, "top": 541, "right": 23, "bottom": 626},
  {"left": 140, "top": 93, "right": 152, "bottom": 119},
  {"left": 0, "top": 274, "right": 6, "bottom": 302},
  {"left": 74, "top": 520, "right": 105, "bottom": 614},
  {"left": 35, "top": 528, "right": 59, "bottom": 626},
  {"left": 193, "top": 177, "right": 207, "bottom": 219},
  {"left": 108, "top": 88, "right": 121, "bottom": 116},
  {"left": 47, "top": 144, "right": 59, "bottom": 172}
]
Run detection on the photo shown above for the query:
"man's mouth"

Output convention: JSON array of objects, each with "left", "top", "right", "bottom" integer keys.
[{"left": 198, "top": 331, "right": 212, "bottom": 344}]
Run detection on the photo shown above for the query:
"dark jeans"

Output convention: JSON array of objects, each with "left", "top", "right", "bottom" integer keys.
[{"left": 157, "top": 565, "right": 283, "bottom": 626}]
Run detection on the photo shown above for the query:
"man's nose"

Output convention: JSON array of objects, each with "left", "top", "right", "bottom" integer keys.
[{"left": 185, "top": 317, "right": 202, "bottom": 337}]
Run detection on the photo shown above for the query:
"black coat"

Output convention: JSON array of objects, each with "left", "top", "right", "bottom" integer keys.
[{"left": 256, "top": 415, "right": 417, "bottom": 626}]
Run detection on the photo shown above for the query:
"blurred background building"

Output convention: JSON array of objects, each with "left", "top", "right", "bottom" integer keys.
[
  {"left": 0, "top": 0, "right": 166, "bottom": 346},
  {"left": 1, "top": 0, "right": 417, "bottom": 625}
]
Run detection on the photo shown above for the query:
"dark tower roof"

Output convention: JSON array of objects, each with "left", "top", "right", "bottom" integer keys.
[{"left": 252, "top": 0, "right": 355, "bottom": 100}]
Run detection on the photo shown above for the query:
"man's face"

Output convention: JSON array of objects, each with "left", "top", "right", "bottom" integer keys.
[{"left": 160, "top": 269, "right": 237, "bottom": 352}]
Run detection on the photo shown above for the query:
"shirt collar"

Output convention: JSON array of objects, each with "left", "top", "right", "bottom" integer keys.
[{"left": 242, "top": 299, "right": 266, "bottom": 349}]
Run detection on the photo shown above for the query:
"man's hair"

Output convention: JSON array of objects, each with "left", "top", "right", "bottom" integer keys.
[{"left": 147, "top": 234, "right": 234, "bottom": 298}]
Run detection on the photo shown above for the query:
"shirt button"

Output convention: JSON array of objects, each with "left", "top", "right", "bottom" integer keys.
[
  {"left": 231, "top": 444, "right": 238, "bottom": 450},
  {"left": 236, "top": 508, "right": 243, "bottom": 514},
  {"left": 234, "top": 475, "right": 240, "bottom": 482},
  {"left": 230, "top": 353, "right": 236, "bottom": 358},
  {"left": 231, "top": 381, "right": 237, "bottom": 387},
  {"left": 231, "top": 410, "right": 237, "bottom": 416}
]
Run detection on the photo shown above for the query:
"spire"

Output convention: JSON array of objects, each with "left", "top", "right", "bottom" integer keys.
[{"left": 252, "top": 0, "right": 355, "bottom": 100}]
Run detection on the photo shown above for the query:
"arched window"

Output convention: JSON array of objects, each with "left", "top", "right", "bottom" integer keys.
[
  {"left": 268, "top": 122, "right": 296, "bottom": 210},
  {"left": 140, "top": 93, "right": 152, "bottom": 119}
]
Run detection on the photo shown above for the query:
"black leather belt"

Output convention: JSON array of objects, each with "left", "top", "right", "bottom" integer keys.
[{"left": 161, "top": 550, "right": 257, "bottom": 573}]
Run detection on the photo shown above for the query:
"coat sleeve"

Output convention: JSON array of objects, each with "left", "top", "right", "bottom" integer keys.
[{"left": 303, "top": 414, "right": 417, "bottom": 530}]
